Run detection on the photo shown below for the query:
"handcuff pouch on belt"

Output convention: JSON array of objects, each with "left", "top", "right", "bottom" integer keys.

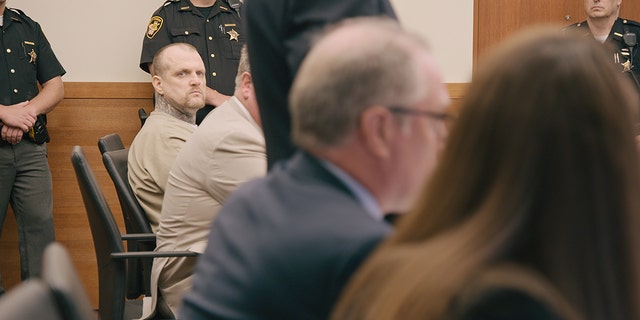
[
  {"left": 0, "top": 114, "right": 49, "bottom": 146},
  {"left": 28, "top": 114, "right": 50, "bottom": 144}
]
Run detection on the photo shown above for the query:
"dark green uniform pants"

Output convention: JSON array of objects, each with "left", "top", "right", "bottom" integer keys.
[{"left": 0, "top": 140, "right": 55, "bottom": 294}]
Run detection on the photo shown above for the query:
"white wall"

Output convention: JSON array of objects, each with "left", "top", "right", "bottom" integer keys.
[
  {"left": 11, "top": 0, "right": 473, "bottom": 83},
  {"left": 391, "top": 0, "right": 474, "bottom": 83},
  {"left": 13, "top": 0, "right": 159, "bottom": 82}
]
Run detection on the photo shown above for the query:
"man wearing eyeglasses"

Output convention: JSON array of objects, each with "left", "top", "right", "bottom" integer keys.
[{"left": 181, "top": 17, "right": 451, "bottom": 320}]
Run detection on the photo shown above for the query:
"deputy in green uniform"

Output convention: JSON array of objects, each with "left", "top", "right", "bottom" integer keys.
[
  {"left": 568, "top": 0, "right": 640, "bottom": 92},
  {"left": 0, "top": 0, "right": 65, "bottom": 295},
  {"left": 140, "top": 0, "right": 244, "bottom": 124}
]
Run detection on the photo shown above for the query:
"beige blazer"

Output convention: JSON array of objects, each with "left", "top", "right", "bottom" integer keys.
[{"left": 141, "top": 97, "right": 266, "bottom": 318}]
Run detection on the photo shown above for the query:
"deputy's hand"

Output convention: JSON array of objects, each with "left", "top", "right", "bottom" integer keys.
[
  {"left": 0, "top": 101, "right": 37, "bottom": 132},
  {"left": 1, "top": 125, "right": 24, "bottom": 144},
  {"left": 205, "top": 87, "right": 231, "bottom": 107}
]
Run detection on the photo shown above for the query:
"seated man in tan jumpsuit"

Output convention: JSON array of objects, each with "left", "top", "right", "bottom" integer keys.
[
  {"left": 141, "top": 46, "right": 266, "bottom": 318},
  {"left": 128, "top": 43, "right": 206, "bottom": 232}
]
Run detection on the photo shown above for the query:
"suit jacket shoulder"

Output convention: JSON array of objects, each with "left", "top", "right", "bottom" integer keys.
[{"left": 181, "top": 151, "right": 390, "bottom": 320}]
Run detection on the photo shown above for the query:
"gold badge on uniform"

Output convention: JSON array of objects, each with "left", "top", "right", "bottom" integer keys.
[
  {"left": 227, "top": 29, "right": 239, "bottom": 41},
  {"left": 27, "top": 49, "right": 37, "bottom": 64},
  {"left": 146, "top": 16, "right": 164, "bottom": 39}
]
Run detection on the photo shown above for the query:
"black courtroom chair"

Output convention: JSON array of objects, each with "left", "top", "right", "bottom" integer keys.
[
  {"left": 42, "top": 242, "right": 96, "bottom": 320},
  {"left": 97, "top": 133, "right": 125, "bottom": 155},
  {"left": 138, "top": 108, "right": 148, "bottom": 127},
  {"left": 70, "top": 146, "right": 198, "bottom": 320},
  {"left": 99, "top": 134, "right": 154, "bottom": 299},
  {"left": 0, "top": 280, "right": 63, "bottom": 320},
  {"left": 103, "top": 149, "right": 155, "bottom": 299},
  {"left": 100, "top": 147, "right": 153, "bottom": 238}
]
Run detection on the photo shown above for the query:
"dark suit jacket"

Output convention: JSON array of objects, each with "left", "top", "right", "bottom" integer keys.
[
  {"left": 451, "top": 288, "right": 562, "bottom": 320},
  {"left": 244, "top": 0, "right": 397, "bottom": 168},
  {"left": 448, "top": 265, "right": 567, "bottom": 320},
  {"left": 180, "top": 151, "right": 392, "bottom": 320}
]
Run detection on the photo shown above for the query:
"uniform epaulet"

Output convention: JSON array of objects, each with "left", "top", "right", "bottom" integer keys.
[
  {"left": 8, "top": 8, "right": 26, "bottom": 16},
  {"left": 562, "top": 21, "right": 586, "bottom": 32},
  {"left": 163, "top": 0, "right": 180, "bottom": 7},
  {"left": 622, "top": 19, "right": 640, "bottom": 28},
  {"left": 7, "top": 8, "right": 31, "bottom": 23}
]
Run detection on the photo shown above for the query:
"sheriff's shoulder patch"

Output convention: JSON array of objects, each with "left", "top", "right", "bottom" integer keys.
[{"left": 146, "top": 16, "right": 164, "bottom": 39}]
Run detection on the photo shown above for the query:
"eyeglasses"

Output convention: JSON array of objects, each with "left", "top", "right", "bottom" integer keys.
[{"left": 387, "top": 106, "right": 456, "bottom": 122}]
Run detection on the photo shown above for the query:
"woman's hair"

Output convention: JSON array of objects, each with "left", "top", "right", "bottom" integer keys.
[{"left": 332, "top": 26, "right": 640, "bottom": 320}]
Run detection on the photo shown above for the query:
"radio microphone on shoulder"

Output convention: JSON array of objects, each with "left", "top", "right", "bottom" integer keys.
[{"left": 624, "top": 32, "right": 637, "bottom": 47}]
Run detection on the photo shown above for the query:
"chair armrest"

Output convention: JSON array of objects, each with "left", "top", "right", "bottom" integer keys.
[
  {"left": 121, "top": 233, "right": 156, "bottom": 242},
  {"left": 111, "top": 251, "right": 199, "bottom": 260}
]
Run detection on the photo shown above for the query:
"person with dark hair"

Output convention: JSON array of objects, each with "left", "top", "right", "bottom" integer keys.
[
  {"left": 0, "top": 0, "right": 65, "bottom": 295},
  {"left": 140, "top": 0, "right": 244, "bottom": 124},
  {"left": 180, "top": 17, "right": 450, "bottom": 320},
  {"left": 568, "top": 0, "right": 640, "bottom": 91},
  {"left": 332, "top": 27, "right": 640, "bottom": 320},
  {"left": 245, "top": 0, "right": 397, "bottom": 168}
]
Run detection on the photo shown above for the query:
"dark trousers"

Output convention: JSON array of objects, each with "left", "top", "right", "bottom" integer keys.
[{"left": 0, "top": 141, "right": 55, "bottom": 294}]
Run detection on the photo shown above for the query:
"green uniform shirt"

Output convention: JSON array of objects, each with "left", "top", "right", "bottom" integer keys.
[
  {"left": 569, "top": 17, "right": 640, "bottom": 92},
  {"left": 0, "top": 7, "right": 65, "bottom": 106},
  {"left": 140, "top": 0, "right": 244, "bottom": 98}
]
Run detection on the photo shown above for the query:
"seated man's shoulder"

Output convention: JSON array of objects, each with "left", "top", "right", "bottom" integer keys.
[{"left": 132, "top": 115, "right": 192, "bottom": 146}]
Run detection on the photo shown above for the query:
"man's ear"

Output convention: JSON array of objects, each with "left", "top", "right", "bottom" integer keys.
[
  {"left": 359, "top": 106, "right": 396, "bottom": 159},
  {"left": 152, "top": 75, "right": 163, "bottom": 95},
  {"left": 240, "top": 72, "right": 253, "bottom": 100}
]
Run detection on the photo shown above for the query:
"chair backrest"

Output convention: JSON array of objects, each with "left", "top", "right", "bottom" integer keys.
[
  {"left": 0, "top": 280, "right": 63, "bottom": 320},
  {"left": 42, "top": 242, "right": 96, "bottom": 320},
  {"left": 102, "top": 148, "right": 153, "bottom": 235},
  {"left": 138, "top": 108, "right": 148, "bottom": 127},
  {"left": 70, "top": 145, "right": 128, "bottom": 320},
  {"left": 98, "top": 133, "right": 125, "bottom": 155},
  {"left": 102, "top": 148, "right": 154, "bottom": 299}
]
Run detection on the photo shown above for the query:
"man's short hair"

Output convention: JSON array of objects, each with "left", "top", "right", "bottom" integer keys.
[
  {"left": 152, "top": 43, "right": 200, "bottom": 77},
  {"left": 235, "top": 45, "right": 251, "bottom": 89},
  {"left": 290, "top": 17, "right": 431, "bottom": 149}
]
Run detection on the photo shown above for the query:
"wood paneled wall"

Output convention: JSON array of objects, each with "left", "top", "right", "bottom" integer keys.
[
  {"left": 0, "top": 82, "right": 154, "bottom": 307},
  {"left": 0, "top": 82, "right": 466, "bottom": 308},
  {"left": 474, "top": 0, "right": 640, "bottom": 65}
]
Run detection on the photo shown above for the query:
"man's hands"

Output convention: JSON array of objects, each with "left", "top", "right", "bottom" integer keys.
[{"left": 0, "top": 101, "right": 37, "bottom": 144}]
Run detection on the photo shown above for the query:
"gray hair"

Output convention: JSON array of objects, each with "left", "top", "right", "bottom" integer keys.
[
  {"left": 234, "top": 45, "right": 251, "bottom": 89},
  {"left": 290, "top": 17, "right": 431, "bottom": 149}
]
